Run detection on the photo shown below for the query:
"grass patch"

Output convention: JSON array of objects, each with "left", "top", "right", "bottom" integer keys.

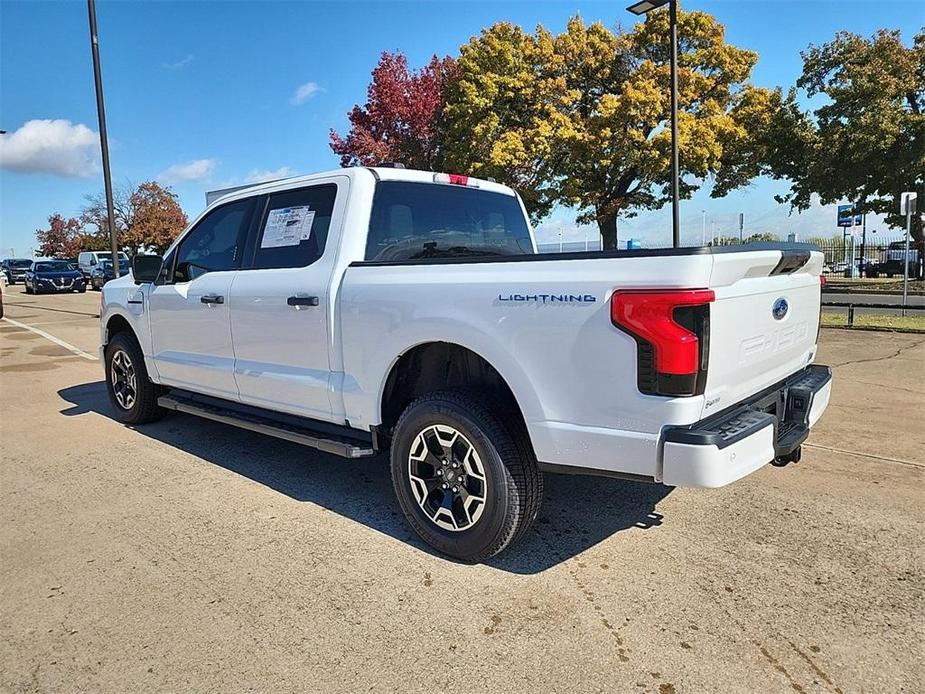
[
  {"left": 825, "top": 279, "right": 924, "bottom": 293},
  {"left": 821, "top": 312, "right": 925, "bottom": 331}
]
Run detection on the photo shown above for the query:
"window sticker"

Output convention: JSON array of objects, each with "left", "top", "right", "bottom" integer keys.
[{"left": 260, "top": 206, "right": 316, "bottom": 248}]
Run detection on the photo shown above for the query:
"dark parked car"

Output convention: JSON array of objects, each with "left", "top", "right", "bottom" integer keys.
[
  {"left": 23, "top": 260, "right": 87, "bottom": 294},
  {"left": 90, "top": 259, "right": 129, "bottom": 290},
  {"left": 878, "top": 241, "right": 921, "bottom": 278},
  {"left": 1, "top": 258, "right": 33, "bottom": 284}
]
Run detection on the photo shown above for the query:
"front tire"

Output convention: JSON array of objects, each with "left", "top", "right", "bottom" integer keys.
[
  {"left": 390, "top": 390, "right": 542, "bottom": 562},
  {"left": 104, "top": 332, "right": 165, "bottom": 424}
]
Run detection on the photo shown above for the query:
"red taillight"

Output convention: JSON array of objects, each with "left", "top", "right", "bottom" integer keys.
[
  {"left": 611, "top": 289, "right": 715, "bottom": 396},
  {"left": 433, "top": 172, "right": 478, "bottom": 187}
]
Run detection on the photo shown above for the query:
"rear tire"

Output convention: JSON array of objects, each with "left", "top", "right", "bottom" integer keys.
[
  {"left": 104, "top": 332, "right": 165, "bottom": 425},
  {"left": 390, "top": 390, "right": 542, "bottom": 562}
]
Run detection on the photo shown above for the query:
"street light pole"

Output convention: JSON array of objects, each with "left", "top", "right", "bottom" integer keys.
[
  {"left": 627, "top": 0, "right": 680, "bottom": 248},
  {"left": 87, "top": 0, "right": 121, "bottom": 277},
  {"left": 668, "top": 0, "right": 680, "bottom": 248}
]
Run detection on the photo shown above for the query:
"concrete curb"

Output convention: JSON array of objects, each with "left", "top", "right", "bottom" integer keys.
[{"left": 821, "top": 325, "right": 925, "bottom": 335}]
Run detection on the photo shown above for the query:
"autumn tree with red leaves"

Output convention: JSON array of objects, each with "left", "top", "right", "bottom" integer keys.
[
  {"left": 329, "top": 52, "right": 457, "bottom": 170},
  {"left": 35, "top": 214, "right": 105, "bottom": 258},
  {"left": 126, "top": 181, "right": 188, "bottom": 253},
  {"left": 81, "top": 180, "right": 188, "bottom": 254}
]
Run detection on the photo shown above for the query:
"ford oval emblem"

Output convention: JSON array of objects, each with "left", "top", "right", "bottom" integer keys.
[{"left": 772, "top": 297, "right": 789, "bottom": 320}]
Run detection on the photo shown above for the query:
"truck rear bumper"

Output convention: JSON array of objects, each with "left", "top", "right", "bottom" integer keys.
[{"left": 661, "top": 364, "right": 831, "bottom": 487}]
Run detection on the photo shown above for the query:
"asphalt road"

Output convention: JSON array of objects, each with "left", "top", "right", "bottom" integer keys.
[
  {"left": 1, "top": 285, "right": 923, "bottom": 693},
  {"left": 822, "top": 291, "right": 925, "bottom": 307}
]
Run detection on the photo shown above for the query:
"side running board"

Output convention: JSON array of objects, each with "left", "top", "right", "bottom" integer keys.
[{"left": 157, "top": 393, "right": 376, "bottom": 459}]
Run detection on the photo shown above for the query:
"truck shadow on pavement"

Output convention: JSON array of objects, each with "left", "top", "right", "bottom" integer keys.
[{"left": 58, "top": 381, "right": 672, "bottom": 574}]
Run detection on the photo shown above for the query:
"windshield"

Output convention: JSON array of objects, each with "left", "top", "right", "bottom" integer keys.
[
  {"left": 365, "top": 182, "right": 534, "bottom": 262},
  {"left": 34, "top": 261, "right": 73, "bottom": 272},
  {"left": 11, "top": 259, "right": 32, "bottom": 268},
  {"left": 100, "top": 260, "right": 129, "bottom": 271}
]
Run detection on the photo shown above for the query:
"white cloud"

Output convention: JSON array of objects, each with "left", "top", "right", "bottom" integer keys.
[
  {"left": 244, "top": 166, "right": 295, "bottom": 184},
  {"left": 290, "top": 81, "right": 321, "bottom": 105},
  {"left": 157, "top": 158, "right": 217, "bottom": 184},
  {"left": 164, "top": 54, "right": 194, "bottom": 70},
  {"left": 0, "top": 119, "right": 100, "bottom": 178}
]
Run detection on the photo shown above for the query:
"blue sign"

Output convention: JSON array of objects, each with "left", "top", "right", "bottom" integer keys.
[{"left": 837, "top": 204, "right": 862, "bottom": 227}]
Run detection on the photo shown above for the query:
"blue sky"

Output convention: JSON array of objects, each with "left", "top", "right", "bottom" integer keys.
[{"left": 1, "top": 0, "right": 922, "bottom": 256}]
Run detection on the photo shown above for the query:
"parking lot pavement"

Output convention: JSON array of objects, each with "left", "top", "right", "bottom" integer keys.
[{"left": 1, "top": 286, "right": 923, "bottom": 693}]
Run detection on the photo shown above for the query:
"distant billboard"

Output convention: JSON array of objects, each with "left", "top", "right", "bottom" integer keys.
[{"left": 837, "top": 204, "right": 862, "bottom": 227}]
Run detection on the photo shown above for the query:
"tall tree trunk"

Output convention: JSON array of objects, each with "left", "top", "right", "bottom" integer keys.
[{"left": 597, "top": 212, "right": 618, "bottom": 251}]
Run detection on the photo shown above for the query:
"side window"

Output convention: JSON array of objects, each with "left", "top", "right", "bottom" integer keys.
[
  {"left": 174, "top": 198, "right": 254, "bottom": 283},
  {"left": 250, "top": 184, "right": 336, "bottom": 270}
]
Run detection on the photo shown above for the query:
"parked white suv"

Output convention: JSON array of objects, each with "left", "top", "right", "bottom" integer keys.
[
  {"left": 99, "top": 166, "right": 831, "bottom": 561},
  {"left": 78, "top": 250, "right": 130, "bottom": 279}
]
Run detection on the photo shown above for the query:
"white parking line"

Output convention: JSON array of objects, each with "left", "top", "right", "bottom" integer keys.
[{"left": 1, "top": 317, "right": 98, "bottom": 361}]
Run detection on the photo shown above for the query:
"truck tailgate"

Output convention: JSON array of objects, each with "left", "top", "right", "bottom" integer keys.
[{"left": 702, "top": 249, "right": 823, "bottom": 419}]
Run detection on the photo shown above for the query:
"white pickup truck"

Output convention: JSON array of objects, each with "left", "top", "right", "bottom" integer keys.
[{"left": 100, "top": 166, "right": 831, "bottom": 561}]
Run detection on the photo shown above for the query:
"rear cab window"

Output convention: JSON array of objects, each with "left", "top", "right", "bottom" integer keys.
[{"left": 365, "top": 182, "right": 534, "bottom": 262}]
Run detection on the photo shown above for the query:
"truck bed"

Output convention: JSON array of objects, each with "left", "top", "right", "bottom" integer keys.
[{"left": 339, "top": 243, "right": 823, "bottom": 480}]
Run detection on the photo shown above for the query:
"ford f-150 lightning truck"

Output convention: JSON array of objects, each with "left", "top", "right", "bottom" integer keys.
[{"left": 100, "top": 166, "right": 832, "bottom": 561}]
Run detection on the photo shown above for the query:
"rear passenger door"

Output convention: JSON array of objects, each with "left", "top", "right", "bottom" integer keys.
[{"left": 229, "top": 179, "right": 346, "bottom": 421}]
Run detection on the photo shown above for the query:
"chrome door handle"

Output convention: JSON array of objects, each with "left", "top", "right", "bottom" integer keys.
[
  {"left": 200, "top": 294, "right": 224, "bottom": 305},
  {"left": 287, "top": 295, "right": 319, "bottom": 307}
]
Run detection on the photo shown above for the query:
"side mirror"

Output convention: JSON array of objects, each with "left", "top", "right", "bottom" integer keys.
[{"left": 132, "top": 255, "right": 163, "bottom": 283}]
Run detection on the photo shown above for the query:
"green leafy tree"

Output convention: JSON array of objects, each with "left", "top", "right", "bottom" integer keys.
[
  {"left": 443, "top": 12, "right": 776, "bottom": 248},
  {"left": 764, "top": 28, "right": 925, "bottom": 253},
  {"left": 745, "top": 232, "right": 779, "bottom": 242},
  {"left": 441, "top": 22, "right": 566, "bottom": 222}
]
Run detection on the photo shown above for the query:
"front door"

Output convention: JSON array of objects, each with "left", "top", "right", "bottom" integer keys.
[
  {"left": 229, "top": 180, "right": 345, "bottom": 421},
  {"left": 148, "top": 197, "right": 255, "bottom": 399}
]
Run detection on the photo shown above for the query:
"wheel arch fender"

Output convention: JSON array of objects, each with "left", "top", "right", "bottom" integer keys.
[
  {"left": 102, "top": 307, "right": 159, "bottom": 382},
  {"left": 374, "top": 336, "right": 544, "bottom": 435}
]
